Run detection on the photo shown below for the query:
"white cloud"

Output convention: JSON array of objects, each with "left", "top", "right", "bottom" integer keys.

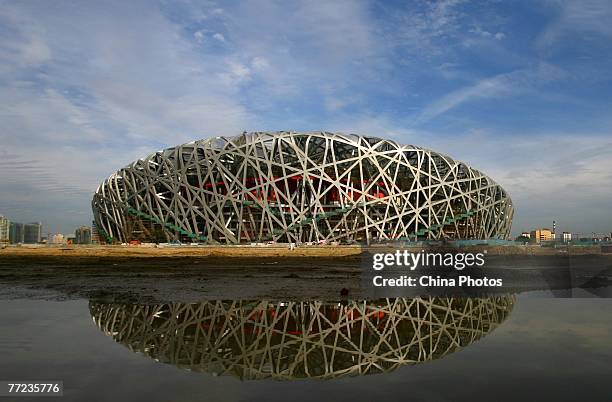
[
  {"left": 206, "top": 0, "right": 379, "bottom": 97},
  {"left": 251, "top": 56, "right": 269, "bottom": 71},
  {"left": 415, "top": 75, "right": 512, "bottom": 123},
  {"left": 0, "top": 7, "right": 51, "bottom": 68},
  {"left": 0, "top": 1, "right": 255, "bottom": 232},
  {"left": 387, "top": 0, "right": 467, "bottom": 58},
  {"left": 1, "top": 2, "right": 253, "bottom": 141},
  {"left": 415, "top": 63, "right": 567, "bottom": 123},
  {"left": 470, "top": 28, "right": 505, "bottom": 40},
  {"left": 323, "top": 96, "right": 359, "bottom": 112},
  {"left": 212, "top": 32, "right": 225, "bottom": 42},
  {"left": 193, "top": 30, "right": 205, "bottom": 43},
  {"left": 470, "top": 26, "right": 492, "bottom": 38},
  {"left": 538, "top": 0, "right": 612, "bottom": 47},
  {"left": 227, "top": 61, "right": 250, "bottom": 81}
]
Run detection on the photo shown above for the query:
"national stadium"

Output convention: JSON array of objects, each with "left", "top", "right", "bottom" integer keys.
[{"left": 92, "top": 131, "right": 513, "bottom": 244}]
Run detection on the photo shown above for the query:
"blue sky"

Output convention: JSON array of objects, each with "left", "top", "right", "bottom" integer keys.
[{"left": 0, "top": 0, "right": 611, "bottom": 236}]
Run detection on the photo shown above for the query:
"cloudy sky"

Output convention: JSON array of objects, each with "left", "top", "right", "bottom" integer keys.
[{"left": 0, "top": 0, "right": 611, "bottom": 236}]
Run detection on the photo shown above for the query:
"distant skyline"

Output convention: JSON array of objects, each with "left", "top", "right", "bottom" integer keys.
[{"left": 1, "top": 0, "right": 611, "bottom": 235}]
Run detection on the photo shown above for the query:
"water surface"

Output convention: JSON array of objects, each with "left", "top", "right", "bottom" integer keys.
[{"left": 1, "top": 295, "right": 611, "bottom": 401}]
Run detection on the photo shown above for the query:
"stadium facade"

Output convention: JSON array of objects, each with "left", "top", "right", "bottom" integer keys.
[{"left": 92, "top": 131, "right": 513, "bottom": 244}]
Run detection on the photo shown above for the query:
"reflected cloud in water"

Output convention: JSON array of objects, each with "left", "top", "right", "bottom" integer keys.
[{"left": 90, "top": 297, "right": 514, "bottom": 380}]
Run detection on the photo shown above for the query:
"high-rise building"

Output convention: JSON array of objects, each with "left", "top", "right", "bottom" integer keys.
[
  {"left": 24, "top": 222, "right": 42, "bottom": 244},
  {"left": 0, "top": 215, "right": 9, "bottom": 244},
  {"left": 75, "top": 226, "right": 92, "bottom": 244},
  {"left": 530, "top": 228, "right": 554, "bottom": 243},
  {"left": 9, "top": 222, "right": 24, "bottom": 244}
]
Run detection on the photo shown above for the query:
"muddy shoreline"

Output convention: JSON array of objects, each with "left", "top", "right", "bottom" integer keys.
[
  {"left": 0, "top": 243, "right": 607, "bottom": 258},
  {"left": 1, "top": 249, "right": 611, "bottom": 302},
  {"left": 0, "top": 254, "right": 363, "bottom": 302}
]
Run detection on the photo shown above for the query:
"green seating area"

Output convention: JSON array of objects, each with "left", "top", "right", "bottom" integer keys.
[
  {"left": 123, "top": 205, "right": 207, "bottom": 242},
  {"left": 242, "top": 201, "right": 361, "bottom": 241},
  {"left": 398, "top": 209, "right": 476, "bottom": 241},
  {"left": 119, "top": 201, "right": 476, "bottom": 244},
  {"left": 97, "top": 227, "right": 114, "bottom": 243}
]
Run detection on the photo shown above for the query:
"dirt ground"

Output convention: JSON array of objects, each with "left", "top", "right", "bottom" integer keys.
[
  {"left": 0, "top": 254, "right": 363, "bottom": 302},
  {"left": 0, "top": 244, "right": 364, "bottom": 258},
  {"left": 0, "top": 243, "right": 604, "bottom": 258},
  {"left": 1, "top": 245, "right": 609, "bottom": 303}
]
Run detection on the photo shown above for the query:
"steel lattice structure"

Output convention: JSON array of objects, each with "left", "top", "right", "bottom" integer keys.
[
  {"left": 92, "top": 132, "right": 513, "bottom": 244},
  {"left": 90, "top": 296, "right": 515, "bottom": 380}
]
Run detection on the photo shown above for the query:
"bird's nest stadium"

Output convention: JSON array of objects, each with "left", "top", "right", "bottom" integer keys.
[
  {"left": 90, "top": 296, "right": 515, "bottom": 380},
  {"left": 92, "top": 131, "right": 513, "bottom": 244}
]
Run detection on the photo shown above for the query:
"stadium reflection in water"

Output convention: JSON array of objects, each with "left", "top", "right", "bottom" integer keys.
[{"left": 89, "top": 297, "right": 515, "bottom": 380}]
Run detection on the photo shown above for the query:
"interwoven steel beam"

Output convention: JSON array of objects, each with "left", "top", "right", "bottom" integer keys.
[
  {"left": 90, "top": 296, "right": 515, "bottom": 380},
  {"left": 92, "top": 132, "right": 513, "bottom": 244}
]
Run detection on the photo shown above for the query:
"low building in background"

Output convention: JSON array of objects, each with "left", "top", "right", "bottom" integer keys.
[
  {"left": 562, "top": 232, "right": 572, "bottom": 243},
  {"left": 75, "top": 226, "right": 92, "bottom": 244},
  {"left": 514, "top": 232, "right": 530, "bottom": 243},
  {"left": 24, "top": 223, "right": 42, "bottom": 244},
  {"left": 51, "top": 233, "right": 65, "bottom": 244},
  {"left": 530, "top": 228, "right": 554, "bottom": 243},
  {"left": 587, "top": 233, "right": 612, "bottom": 243},
  {"left": 0, "top": 215, "right": 9, "bottom": 244}
]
